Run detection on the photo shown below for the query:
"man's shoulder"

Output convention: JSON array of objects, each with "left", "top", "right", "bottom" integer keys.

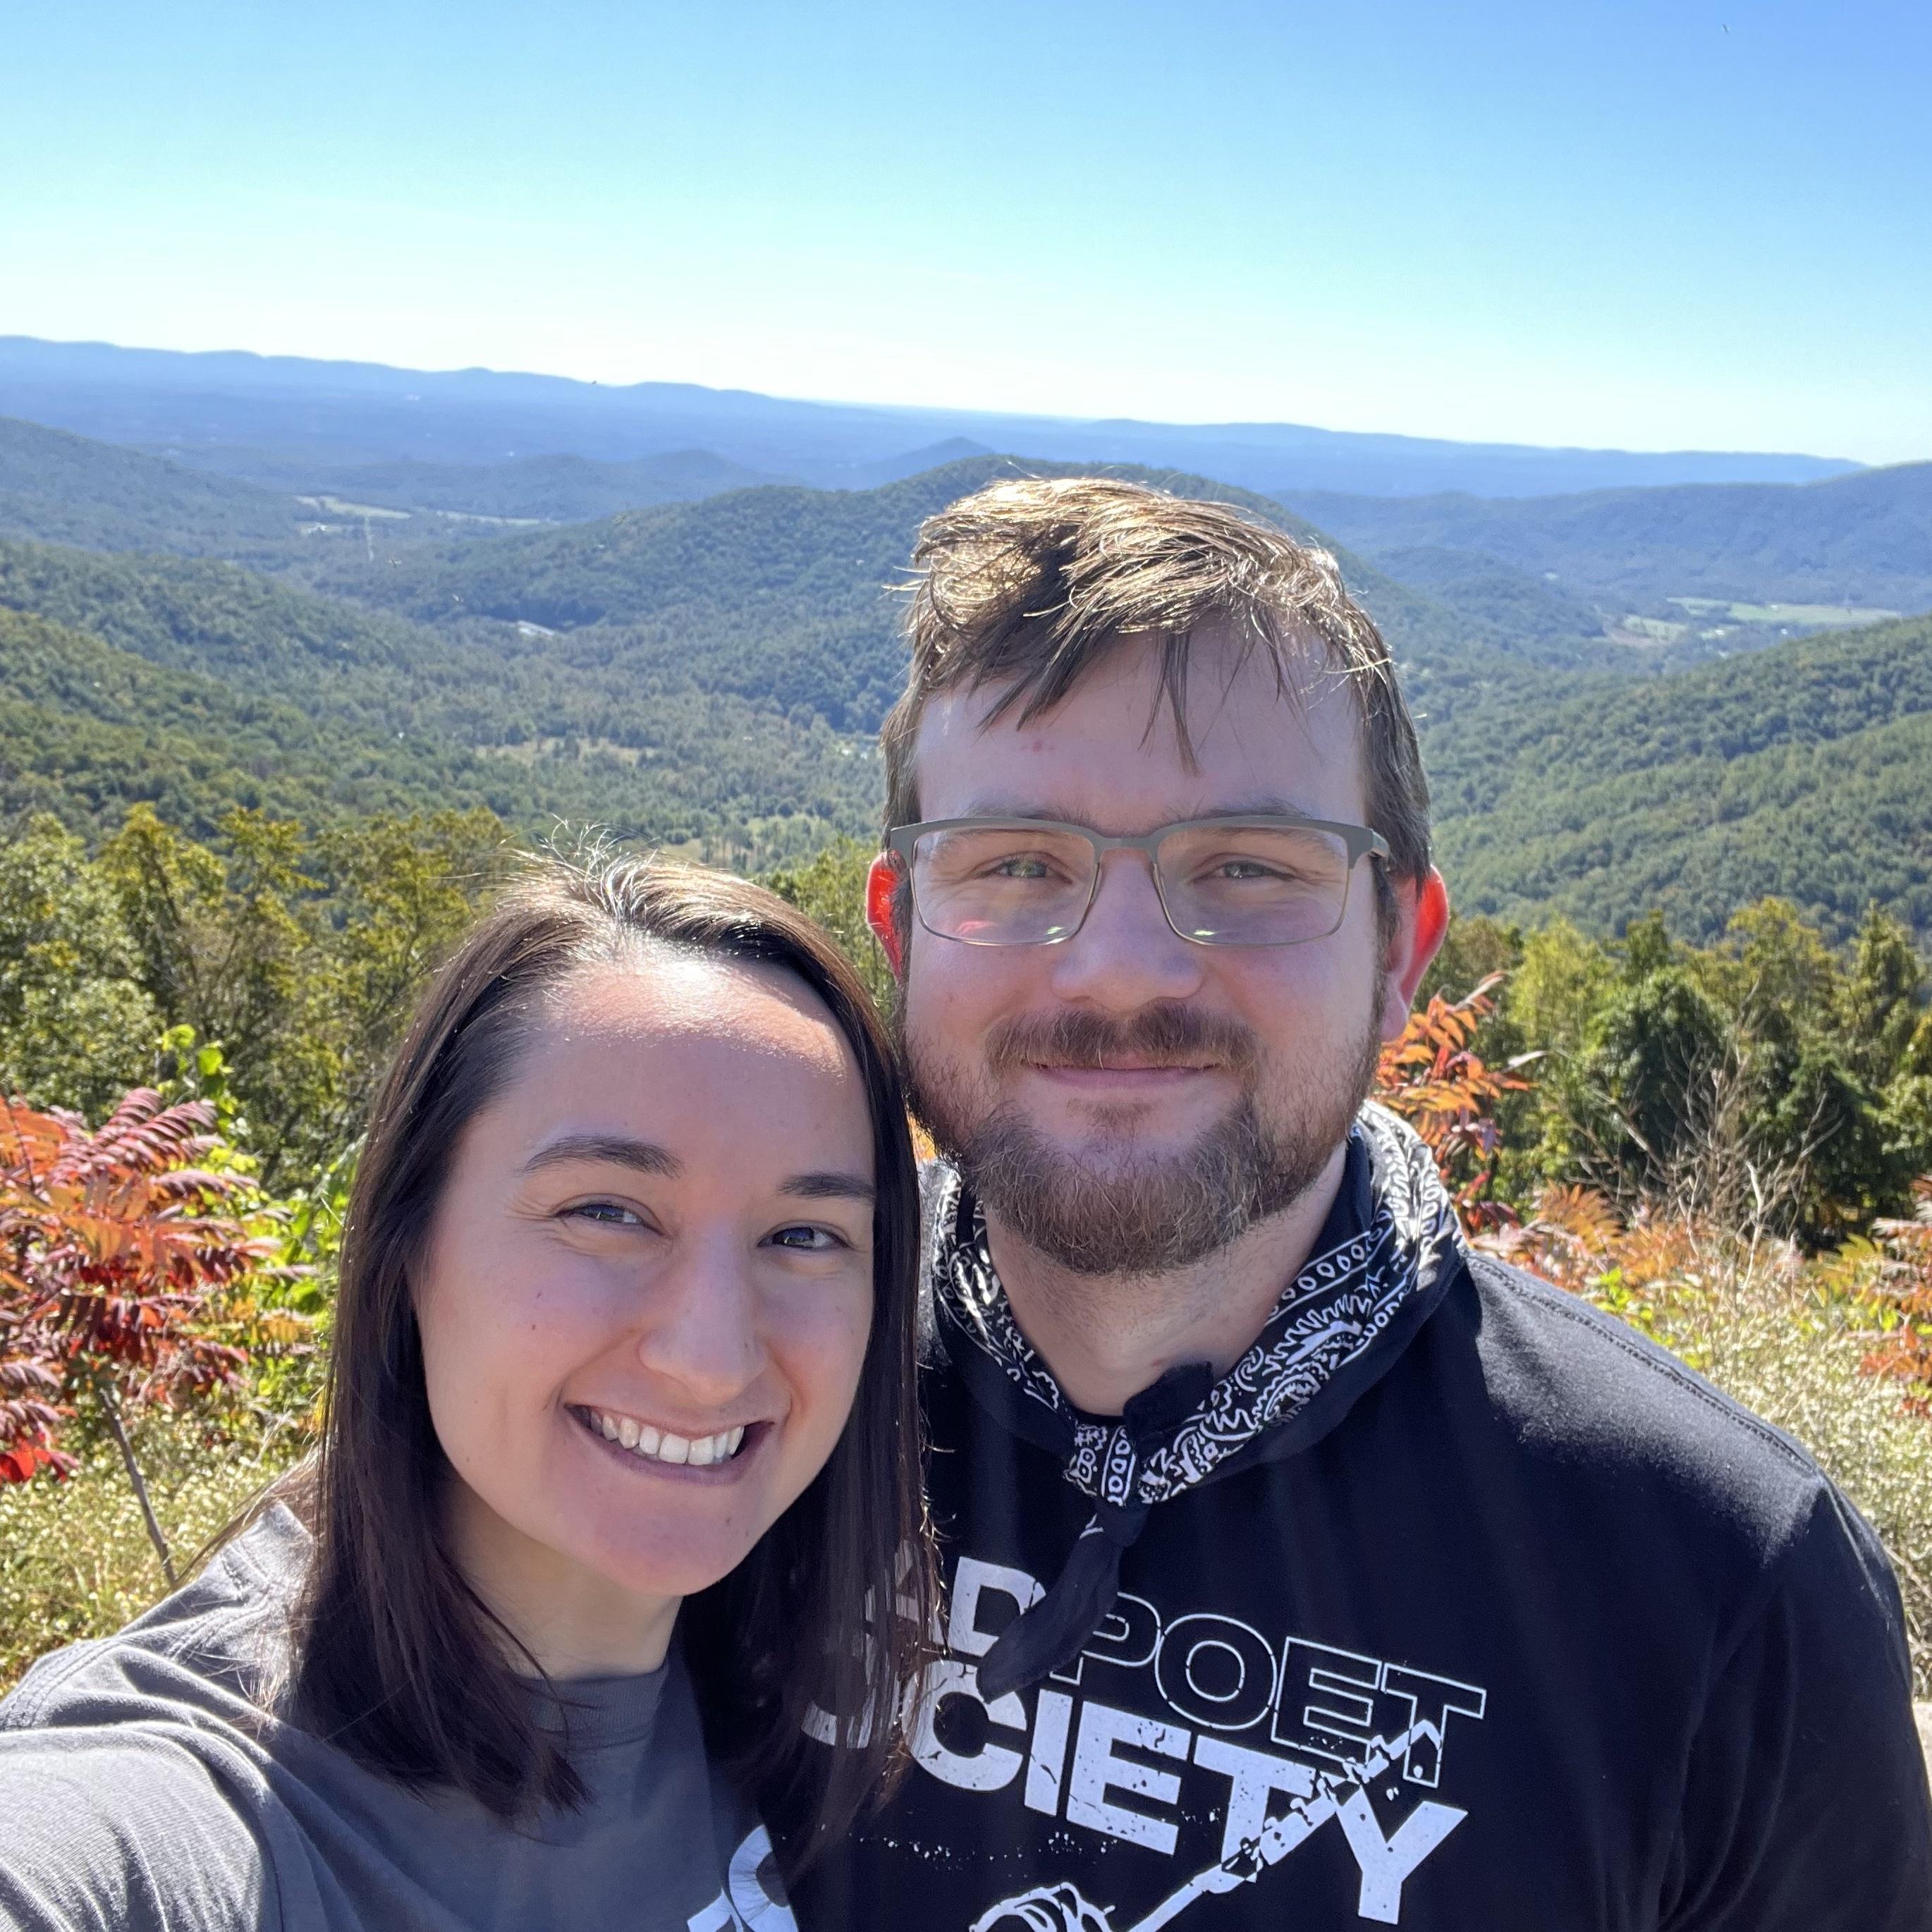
[{"left": 1443, "top": 1248, "right": 1869, "bottom": 1572}]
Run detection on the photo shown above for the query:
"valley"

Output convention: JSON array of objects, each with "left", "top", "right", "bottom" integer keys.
[{"left": 0, "top": 354, "right": 1926, "bottom": 943}]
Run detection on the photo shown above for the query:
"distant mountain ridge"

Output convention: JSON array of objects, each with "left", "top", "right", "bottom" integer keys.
[
  {"left": 1276, "top": 464, "right": 1932, "bottom": 613},
  {"left": 0, "top": 336, "right": 1861, "bottom": 500},
  {"left": 166, "top": 445, "right": 792, "bottom": 522}
]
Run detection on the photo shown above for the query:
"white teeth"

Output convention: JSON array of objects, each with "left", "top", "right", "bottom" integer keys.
[{"left": 587, "top": 1410, "right": 747, "bottom": 1466}]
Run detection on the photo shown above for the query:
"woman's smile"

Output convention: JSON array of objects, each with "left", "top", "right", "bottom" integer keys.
[{"left": 569, "top": 1402, "right": 762, "bottom": 1475}]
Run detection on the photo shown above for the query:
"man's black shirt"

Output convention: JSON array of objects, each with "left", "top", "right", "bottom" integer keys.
[{"left": 790, "top": 1159, "right": 1932, "bottom": 1930}]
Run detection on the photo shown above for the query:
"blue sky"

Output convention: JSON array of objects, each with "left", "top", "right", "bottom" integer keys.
[{"left": 5, "top": 0, "right": 1928, "bottom": 461}]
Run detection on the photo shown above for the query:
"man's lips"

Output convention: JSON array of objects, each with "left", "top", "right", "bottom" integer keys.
[{"left": 1023, "top": 1060, "right": 1222, "bottom": 1087}]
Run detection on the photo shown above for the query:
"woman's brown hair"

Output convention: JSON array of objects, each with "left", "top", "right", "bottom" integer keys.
[{"left": 284, "top": 853, "right": 932, "bottom": 1868}]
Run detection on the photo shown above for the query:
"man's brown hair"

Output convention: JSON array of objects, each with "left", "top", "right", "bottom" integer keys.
[{"left": 880, "top": 476, "right": 1431, "bottom": 931}]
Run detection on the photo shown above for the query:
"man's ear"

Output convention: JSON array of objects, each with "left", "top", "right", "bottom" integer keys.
[
  {"left": 865, "top": 853, "right": 906, "bottom": 982},
  {"left": 1379, "top": 867, "right": 1450, "bottom": 1040}
]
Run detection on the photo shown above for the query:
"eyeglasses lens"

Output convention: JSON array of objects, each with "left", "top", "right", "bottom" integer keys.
[
  {"left": 912, "top": 826, "right": 1096, "bottom": 944},
  {"left": 911, "top": 824, "right": 1353, "bottom": 946},
  {"left": 1155, "top": 824, "right": 1352, "bottom": 944}
]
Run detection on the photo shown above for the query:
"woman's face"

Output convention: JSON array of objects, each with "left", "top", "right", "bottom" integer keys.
[{"left": 414, "top": 951, "right": 876, "bottom": 1665}]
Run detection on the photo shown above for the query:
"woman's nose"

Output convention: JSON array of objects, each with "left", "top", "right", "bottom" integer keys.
[{"left": 630, "top": 1237, "right": 766, "bottom": 1405}]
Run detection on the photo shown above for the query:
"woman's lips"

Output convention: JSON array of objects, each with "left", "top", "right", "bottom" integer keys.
[{"left": 570, "top": 1405, "right": 768, "bottom": 1480}]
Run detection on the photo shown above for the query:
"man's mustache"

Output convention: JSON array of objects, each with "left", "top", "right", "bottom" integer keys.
[{"left": 984, "top": 1003, "right": 1261, "bottom": 1076}]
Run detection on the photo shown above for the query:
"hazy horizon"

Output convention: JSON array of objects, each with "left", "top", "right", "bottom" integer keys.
[
  {"left": 0, "top": 331, "right": 1896, "bottom": 470},
  {"left": 8, "top": 1, "right": 1928, "bottom": 465}
]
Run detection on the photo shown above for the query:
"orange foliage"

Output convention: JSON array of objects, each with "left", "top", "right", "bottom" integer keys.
[
  {"left": 1475, "top": 1181, "right": 1727, "bottom": 1347},
  {"left": 1856, "top": 1178, "right": 1932, "bottom": 1415},
  {"left": 0, "top": 1090, "right": 278, "bottom": 1481},
  {"left": 1375, "top": 975, "right": 1534, "bottom": 1232}
]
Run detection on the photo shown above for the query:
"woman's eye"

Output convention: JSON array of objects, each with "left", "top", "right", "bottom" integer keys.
[
  {"left": 767, "top": 1223, "right": 847, "bottom": 1253},
  {"left": 565, "top": 1200, "right": 643, "bottom": 1228}
]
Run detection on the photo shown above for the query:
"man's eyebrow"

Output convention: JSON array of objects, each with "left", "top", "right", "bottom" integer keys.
[
  {"left": 948, "top": 795, "right": 1327, "bottom": 825},
  {"left": 780, "top": 1172, "right": 876, "bottom": 1204},
  {"left": 521, "top": 1135, "right": 680, "bottom": 1177}
]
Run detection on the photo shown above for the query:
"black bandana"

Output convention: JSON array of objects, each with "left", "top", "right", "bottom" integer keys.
[{"left": 929, "top": 1103, "right": 1463, "bottom": 1700}]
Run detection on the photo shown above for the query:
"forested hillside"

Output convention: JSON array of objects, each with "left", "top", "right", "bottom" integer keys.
[
  {"left": 0, "top": 417, "right": 308, "bottom": 560},
  {"left": 158, "top": 444, "right": 788, "bottom": 522},
  {"left": 1, "top": 419, "right": 1928, "bottom": 944},
  {"left": 0, "top": 542, "right": 879, "bottom": 864},
  {"left": 1278, "top": 462, "right": 1932, "bottom": 614},
  {"left": 317, "top": 453, "right": 1563, "bottom": 733},
  {"left": 1434, "top": 613, "right": 1932, "bottom": 939}
]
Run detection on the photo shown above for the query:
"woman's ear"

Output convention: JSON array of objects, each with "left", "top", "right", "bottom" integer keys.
[{"left": 865, "top": 854, "right": 905, "bottom": 981}]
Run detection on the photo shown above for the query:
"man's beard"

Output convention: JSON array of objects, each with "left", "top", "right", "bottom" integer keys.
[{"left": 904, "top": 998, "right": 1386, "bottom": 1278}]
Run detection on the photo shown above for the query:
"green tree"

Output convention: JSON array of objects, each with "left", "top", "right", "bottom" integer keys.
[
  {"left": 762, "top": 836, "right": 893, "bottom": 1012},
  {"left": 1584, "top": 967, "right": 1736, "bottom": 1192},
  {"left": 310, "top": 809, "right": 506, "bottom": 1137},
  {"left": 1712, "top": 898, "right": 1844, "bottom": 1048},
  {"left": 1744, "top": 1032, "right": 1902, "bottom": 1243},
  {"left": 1507, "top": 918, "right": 1618, "bottom": 1059},
  {"left": 0, "top": 815, "right": 161, "bottom": 1116},
  {"left": 1618, "top": 908, "right": 1674, "bottom": 984},
  {"left": 1491, "top": 918, "right": 1619, "bottom": 1201},
  {"left": 98, "top": 803, "right": 504, "bottom": 1181},
  {"left": 1838, "top": 903, "right": 1928, "bottom": 1089}
]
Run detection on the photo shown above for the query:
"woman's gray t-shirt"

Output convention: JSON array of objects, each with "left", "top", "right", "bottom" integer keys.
[{"left": 0, "top": 1506, "right": 793, "bottom": 1931}]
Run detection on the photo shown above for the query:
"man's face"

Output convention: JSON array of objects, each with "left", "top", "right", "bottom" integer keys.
[{"left": 888, "top": 628, "right": 1425, "bottom": 1276}]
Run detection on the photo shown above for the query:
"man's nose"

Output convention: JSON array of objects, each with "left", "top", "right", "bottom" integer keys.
[
  {"left": 631, "top": 1235, "right": 766, "bottom": 1407},
  {"left": 1047, "top": 848, "right": 1206, "bottom": 1010}
]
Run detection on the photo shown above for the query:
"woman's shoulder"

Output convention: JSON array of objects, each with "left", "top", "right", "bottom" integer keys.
[
  {"left": 0, "top": 1723, "right": 283, "bottom": 1931},
  {"left": 2, "top": 1502, "right": 306, "bottom": 1734},
  {"left": 0, "top": 1506, "right": 312, "bottom": 1929}
]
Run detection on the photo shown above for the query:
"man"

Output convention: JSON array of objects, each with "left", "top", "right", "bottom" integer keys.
[{"left": 785, "top": 479, "right": 1932, "bottom": 1930}]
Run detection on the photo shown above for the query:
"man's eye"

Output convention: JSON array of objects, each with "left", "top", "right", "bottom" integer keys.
[{"left": 989, "top": 855, "right": 1056, "bottom": 880}]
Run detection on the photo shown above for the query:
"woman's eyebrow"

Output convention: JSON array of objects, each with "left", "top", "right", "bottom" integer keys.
[
  {"left": 521, "top": 1134, "right": 680, "bottom": 1176},
  {"left": 781, "top": 1172, "right": 876, "bottom": 1204},
  {"left": 520, "top": 1140, "right": 872, "bottom": 1203}
]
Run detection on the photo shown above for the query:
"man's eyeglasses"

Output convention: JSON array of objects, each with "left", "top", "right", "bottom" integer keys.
[{"left": 885, "top": 815, "right": 1389, "bottom": 949}]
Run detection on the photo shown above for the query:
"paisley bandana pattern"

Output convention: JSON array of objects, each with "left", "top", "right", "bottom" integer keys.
[{"left": 932, "top": 1103, "right": 1462, "bottom": 1506}]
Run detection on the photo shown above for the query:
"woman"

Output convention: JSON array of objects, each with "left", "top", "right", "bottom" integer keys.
[{"left": 0, "top": 855, "right": 932, "bottom": 1930}]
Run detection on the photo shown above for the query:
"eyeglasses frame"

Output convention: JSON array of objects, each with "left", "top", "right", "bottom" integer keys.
[{"left": 884, "top": 813, "right": 1391, "bottom": 949}]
